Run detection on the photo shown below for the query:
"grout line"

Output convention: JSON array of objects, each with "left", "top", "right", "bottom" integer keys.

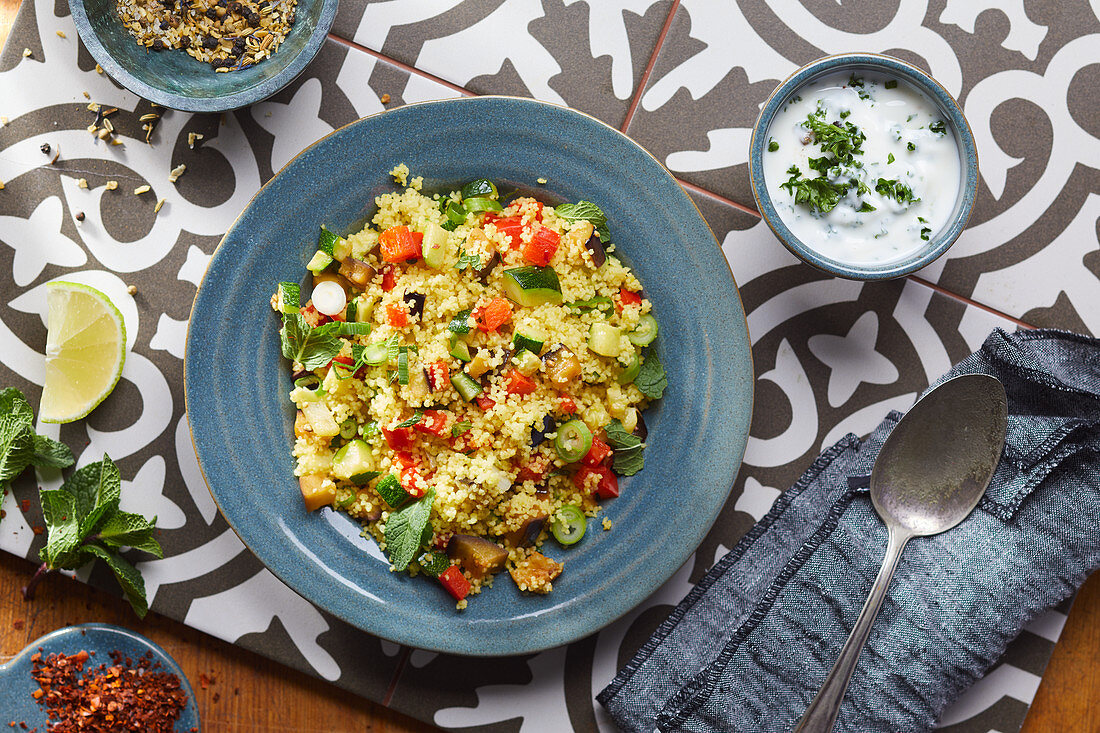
[
  {"left": 619, "top": 0, "right": 681, "bottom": 133},
  {"left": 327, "top": 34, "right": 476, "bottom": 97},
  {"left": 677, "top": 177, "right": 761, "bottom": 217},
  {"left": 381, "top": 646, "right": 413, "bottom": 707},
  {"left": 910, "top": 276, "right": 1037, "bottom": 329}
]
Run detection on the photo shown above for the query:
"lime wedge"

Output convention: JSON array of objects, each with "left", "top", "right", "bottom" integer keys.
[{"left": 39, "top": 281, "right": 127, "bottom": 423}]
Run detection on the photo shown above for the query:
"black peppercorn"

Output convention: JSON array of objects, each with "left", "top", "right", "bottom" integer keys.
[
  {"left": 179, "top": 35, "right": 191, "bottom": 47},
  {"left": 75, "top": 211, "right": 85, "bottom": 222},
  {"left": 202, "top": 36, "right": 217, "bottom": 49},
  {"left": 159, "top": 20, "right": 170, "bottom": 29},
  {"left": 246, "top": 13, "right": 259, "bottom": 26},
  {"left": 151, "top": 38, "right": 165, "bottom": 51},
  {"left": 205, "top": 7, "right": 218, "bottom": 18},
  {"left": 40, "top": 143, "right": 51, "bottom": 154}
]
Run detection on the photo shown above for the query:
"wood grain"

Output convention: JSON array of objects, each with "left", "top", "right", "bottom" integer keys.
[{"left": 0, "top": 0, "right": 1096, "bottom": 729}]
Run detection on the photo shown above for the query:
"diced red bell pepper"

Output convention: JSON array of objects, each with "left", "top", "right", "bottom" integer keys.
[
  {"left": 386, "top": 303, "right": 409, "bottom": 328},
  {"left": 558, "top": 395, "right": 577, "bottom": 415},
  {"left": 583, "top": 436, "right": 612, "bottom": 467},
  {"left": 616, "top": 287, "right": 642, "bottom": 313},
  {"left": 573, "top": 465, "right": 619, "bottom": 499},
  {"left": 380, "top": 265, "right": 399, "bottom": 292},
  {"left": 439, "top": 565, "right": 470, "bottom": 601},
  {"left": 521, "top": 225, "right": 559, "bottom": 266},
  {"left": 425, "top": 361, "right": 450, "bottom": 392},
  {"left": 383, "top": 427, "right": 416, "bottom": 451},
  {"left": 413, "top": 409, "right": 450, "bottom": 437},
  {"left": 473, "top": 298, "right": 512, "bottom": 332},
  {"left": 505, "top": 369, "right": 537, "bottom": 396},
  {"left": 300, "top": 303, "right": 329, "bottom": 328},
  {"left": 530, "top": 201, "right": 544, "bottom": 222},
  {"left": 475, "top": 395, "right": 496, "bottom": 411},
  {"left": 400, "top": 466, "right": 426, "bottom": 498},
  {"left": 380, "top": 225, "right": 422, "bottom": 263},
  {"left": 516, "top": 455, "right": 550, "bottom": 482},
  {"left": 489, "top": 216, "right": 526, "bottom": 246},
  {"left": 329, "top": 354, "right": 366, "bottom": 379},
  {"left": 412, "top": 231, "right": 424, "bottom": 246}
]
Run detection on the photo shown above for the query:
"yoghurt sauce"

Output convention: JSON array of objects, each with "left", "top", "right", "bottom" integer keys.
[{"left": 762, "top": 71, "right": 961, "bottom": 265}]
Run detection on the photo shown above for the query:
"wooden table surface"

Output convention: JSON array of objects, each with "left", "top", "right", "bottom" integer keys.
[{"left": 0, "top": 5, "right": 1097, "bottom": 732}]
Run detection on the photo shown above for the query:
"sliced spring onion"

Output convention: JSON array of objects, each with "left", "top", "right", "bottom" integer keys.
[
  {"left": 588, "top": 323, "right": 622, "bottom": 357},
  {"left": 337, "top": 491, "right": 357, "bottom": 508},
  {"left": 628, "top": 314, "right": 659, "bottom": 346},
  {"left": 617, "top": 351, "right": 641, "bottom": 385},
  {"left": 294, "top": 374, "right": 321, "bottom": 390},
  {"left": 555, "top": 419, "right": 592, "bottom": 463},
  {"left": 345, "top": 298, "right": 357, "bottom": 322},
  {"left": 463, "top": 196, "right": 503, "bottom": 214},
  {"left": 552, "top": 504, "right": 586, "bottom": 545},
  {"left": 339, "top": 418, "right": 358, "bottom": 440},
  {"left": 451, "top": 372, "right": 483, "bottom": 402},
  {"left": 306, "top": 250, "right": 333, "bottom": 274},
  {"left": 397, "top": 349, "right": 409, "bottom": 385},
  {"left": 357, "top": 342, "right": 388, "bottom": 366},
  {"left": 386, "top": 334, "right": 401, "bottom": 363},
  {"left": 443, "top": 201, "right": 466, "bottom": 229}
]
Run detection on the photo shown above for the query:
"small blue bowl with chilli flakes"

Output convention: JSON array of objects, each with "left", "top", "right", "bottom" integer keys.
[
  {"left": 185, "top": 97, "right": 754, "bottom": 656},
  {"left": 70, "top": 0, "right": 335, "bottom": 112},
  {"left": 749, "top": 53, "right": 979, "bottom": 280},
  {"left": 0, "top": 623, "right": 199, "bottom": 730}
]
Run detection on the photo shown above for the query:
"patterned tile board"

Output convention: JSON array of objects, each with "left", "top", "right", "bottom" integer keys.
[
  {"left": 625, "top": 0, "right": 1100, "bottom": 333},
  {"left": 330, "top": 0, "right": 675, "bottom": 128}
]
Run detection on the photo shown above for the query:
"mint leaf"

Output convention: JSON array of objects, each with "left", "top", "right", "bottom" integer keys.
[
  {"left": 39, "top": 489, "right": 80, "bottom": 567},
  {"left": 78, "top": 543, "right": 150, "bottom": 618},
  {"left": 605, "top": 419, "right": 646, "bottom": 476},
  {"left": 383, "top": 488, "right": 435, "bottom": 572},
  {"left": 0, "top": 414, "right": 34, "bottom": 484},
  {"left": 96, "top": 511, "right": 163, "bottom": 557},
  {"left": 62, "top": 456, "right": 121, "bottom": 537},
  {"left": 0, "top": 387, "right": 34, "bottom": 424},
  {"left": 555, "top": 201, "right": 610, "bottom": 242},
  {"left": 280, "top": 313, "right": 344, "bottom": 370},
  {"left": 634, "top": 351, "right": 667, "bottom": 400},
  {"left": 394, "top": 411, "right": 423, "bottom": 429},
  {"left": 454, "top": 248, "right": 481, "bottom": 272},
  {"left": 31, "top": 435, "right": 74, "bottom": 469},
  {"left": 875, "top": 178, "right": 920, "bottom": 205},
  {"left": 779, "top": 166, "right": 848, "bottom": 214},
  {"left": 451, "top": 421, "right": 472, "bottom": 438}
]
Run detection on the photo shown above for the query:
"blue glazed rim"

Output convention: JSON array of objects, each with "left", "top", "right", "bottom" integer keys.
[
  {"left": 748, "top": 53, "right": 979, "bottom": 280},
  {"left": 0, "top": 623, "right": 200, "bottom": 730},
  {"left": 184, "top": 96, "right": 754, "bottom": 656},
  {"left": 69, "top": 0, "right": 336, "bottom": 112}
]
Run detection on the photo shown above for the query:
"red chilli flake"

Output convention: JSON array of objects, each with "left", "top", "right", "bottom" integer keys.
[{"left": 28, "top": 648, "right": 188, "bottom": 732}]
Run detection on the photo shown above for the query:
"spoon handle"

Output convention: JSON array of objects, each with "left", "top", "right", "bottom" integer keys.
[{"left": 793, "top": 527, "right": 911, "bottom": 733}]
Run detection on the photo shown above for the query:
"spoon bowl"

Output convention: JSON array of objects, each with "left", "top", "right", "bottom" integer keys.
[{"left": 795, "top": 373, "right": 1007, "bottom": 733}]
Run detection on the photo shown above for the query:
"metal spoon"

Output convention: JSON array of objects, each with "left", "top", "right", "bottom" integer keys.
[{"left": 794, "top": 373, "right": 1008, "bottom": 733}]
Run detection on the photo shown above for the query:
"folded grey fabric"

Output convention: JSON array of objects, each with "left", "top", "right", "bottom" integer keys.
[{"left": 598, "top": 328, "right": 1100, "bottom": 733}]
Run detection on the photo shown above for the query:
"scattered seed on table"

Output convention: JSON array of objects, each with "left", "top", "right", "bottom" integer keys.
[
  {"left": 77, "top": 178, "right": 88, "bottom": 189},
  {"left": 380, "top": 93, "right": 391, "bottom": 104},
  {"left": 0, "top": 180, "right": 6, "bottom": 190},
  {"left": 75, "top": 211, "right": 85, "bottom": 222},
  {"left": 105, "top": 180, "right": 118, "bottom": 190},
  {"left": 537, "top": 177, "right": 547, "bottom": 185},
  {"left": 111, "top": 138, "right": 124, "bottom": 146},
  {"left": 56, "top": 30, "right": 66, "bottom": 38},
  {"left": 154, "top": 197, "right": 166, "bottom": 213},
  {"left": 0, "top": 116, "right": 7, "bottom": 125},
  {"left": 87, "top": 102, "right": 100, "bottom": 112},
  {"left": 134, "top": 184, "right": 151, "bottom": 195},
  {"left": 82, "top": 91, "right": 90, "bottom": 99},
  {"left": 95, "top": 63, "right": 103, "bottom": 73},
  {"left": 96, "top": 128, "right": 111, "bottom": 140},
  {"left": 168, "top": 163, "right": 186, "bottom": 182},
  {"left": 40, "top": 143, "right": 51, "bottom": 154},
  {"left": 127, "top": 285, "right": 138, "bottom": 295},
  {"left": 187, "top": 132, "right": 204, "bottom": 148},
  {"left": 22, "top": 48, "right": 31, "bottom": 57}
]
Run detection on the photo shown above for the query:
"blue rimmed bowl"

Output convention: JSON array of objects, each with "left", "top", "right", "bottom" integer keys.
[
  {"left": 749, "top": 53, "right": 978, "bottom": 280},
  {"left": 185, "top": 96, "right": 754, "bottom": 656},
  {"left": 70, "top": 0, "right": 336, "bottom": 112}
]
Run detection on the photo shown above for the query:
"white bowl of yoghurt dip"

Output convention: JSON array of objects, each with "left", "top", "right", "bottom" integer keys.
[{"left": 749, "top": 53, "right": 978, "bottom": 280}]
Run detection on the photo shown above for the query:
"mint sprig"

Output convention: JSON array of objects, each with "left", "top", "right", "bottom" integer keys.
[
  {"left": 554, "top": 201, "right": 611, "bottom": 243},
  {"left": 27, "top": 454, "right": 162, "bottom": 617},
  {"left": 0, "top": 387, "right": 73, "bottom": 494},
  {"left": 383, "top": 488, "right": 435, "bottom": 572},
  {"left": 634, "top": 350, "right": 667, "bottom": 400}
]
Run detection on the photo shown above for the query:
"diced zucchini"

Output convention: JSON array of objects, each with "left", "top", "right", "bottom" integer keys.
[
  {"left": 449, "top": 335, "right": 472, "bottom": 362},
  {"left": 422, "top": 221, "right": 449, "bottom": 269},
  {"left": 617, "top": 351, "right": 641, "bottom": 384},
  {"left": 332, "top": 237, "right": 353, "bottom": 262},
  {"left": 375, "top": 473, "right": 410, "bottom": 507},
  {"left": 418, "top": 551, "right": 451, "bottom": 578},
  {"left": 512, "top": 350, "right": 541, "bottom": 377},
  {"left": 331, "top": 439, "right": 376, "bottom": 480},
  {"left": 354, "top": 295, "right": 375, "bottom": 323},
  {"left": 276, "top": 282, "right": 300, "bottom": 313},
  {"left": 463, "top": 197, "right": 502, "bottom": 214},
  {"left": 512, "top": 331, "right": 545, "bottom": 354},
  {"left": 451, "top": 372, "right": 483, "bottom": 402},
  {"left": 588, "top": 323, "right": 622, "bottom": 357},
  {"left": 460, "top": 179, "right": 498, "bottom": 199},
  {"left": 317, "top": 228, "right": 340, "bottom": 255},
  {"left": 306, "top": 250, "right": 334, "bottom": 274},
  {"left": 628, "top": 314, "right": 659, "bottom": 346},
  {"left": 448, "top": 308, "right": 473, "bottom": 335},
  {"left": 502, "top": 266, "right": 563, "bottom": 307}
]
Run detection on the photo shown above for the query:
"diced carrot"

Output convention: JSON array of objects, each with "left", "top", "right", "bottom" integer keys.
[
  {"left": 505, "top": 368, "right": 537, "bottom": 396},
  {"left": 386, "top": 303, "right": 408, "bottom": 328},
  {"left": 521, "top": 225, "right": 559, "bottom": 266},
  {"left": 439, "top": 565, "right": 470, "bottom": 601},
  {"left": 380, "top": 225, "right": 422, "bottom": 263},
  {"left": 473, "top": 298, "right": 512, "bottom": 332}
]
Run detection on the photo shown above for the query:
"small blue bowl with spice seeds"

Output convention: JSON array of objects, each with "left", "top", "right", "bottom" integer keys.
[
  {"left": 749, "top": 53, "right": 978, "bottom": 280},
  {"left": 70, "top": 0, "right": 336, "bottom": 112},
  {"left": 0, "top": 623, "right": 199, "bottom": 730}
]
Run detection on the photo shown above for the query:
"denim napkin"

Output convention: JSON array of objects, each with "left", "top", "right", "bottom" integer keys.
[{"left": 598, "top": 328, "right": 1100, "bottom": 733}]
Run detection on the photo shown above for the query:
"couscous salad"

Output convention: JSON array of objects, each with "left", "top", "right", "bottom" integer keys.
[{"left": 272, "top": 166, "right": 665, "bottom": 608}]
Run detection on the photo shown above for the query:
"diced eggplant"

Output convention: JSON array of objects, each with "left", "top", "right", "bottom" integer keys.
[
  {"left": 404, "top": 292, "right": 426, "bottom": 320},
  {"left": 338, "top": 257, "right": 375, "bottom": 288},
  {"left": 543, "top": 344, "right": 582, "bottom": 385},
  {"left": 506, "top": 514, "right": 548, "bottom": 548},
  {"left": 447, "top": 534, "right": 508, "bottom": 580},
  {"left": 291, "top": 368, "right": 312, "bottom": 382},
  {"left": 530, "top": 414, "right": 555, "bottom": 447},
  {"left": 474, "top": 251, "right": 501, "bottom": 282},
  {"left": 634, "top": 411, "right": 648, "bottom": 441},
  {"left": 584, "top": 232, "right": 606, "bottom": 267}
]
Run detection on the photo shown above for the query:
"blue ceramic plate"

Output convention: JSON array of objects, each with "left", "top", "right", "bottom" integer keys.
[
  {"left": 70, "top": 0, "right": 336, "bottom": 112},
  {"left": 185, "top": 97, "right": 753, "bottom": 656},
  {"left": 749, "top": 53, "right": 979, "bottom": 280},
  {"left": 0, "top": 623, "right": 199, "bottom": 730}
]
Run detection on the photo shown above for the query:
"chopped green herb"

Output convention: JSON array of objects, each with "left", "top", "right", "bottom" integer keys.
[
  {"left": 767, "top": 139, "right": 779, "bottom": 152},
  {"left": 803, "top": 111, "right": 866, "bottom": 161},
  {"left": 907, "top": 141, "right": 916, "bottom": 151},
  {"left": 394, "top": 411, "right": 424, "bottom": 429},
  {"left": 885, "top": 79, "right": 898, "bottom": 89},
  {"left": 929, "top": 120, "right": 946, "bottom": 135},
  {"left": 604, "top": 419, "right": 645, "bottom": 476},
  {"left": 634, "top": 351, "right": 667, "bottom": 400},
  {"left": 383, "top": 488, "right": 435, "bottom": 571},
  {"left": 887, "top": 153, "right": 895, "bottom": 164},
  {"left": 565, "top": 295, "right": 614, "bottom": 315},
  {"left": 848, "top": 74, "right": 870, "bottom": 100},
  {"left": 858, "top": 201, "right": 877, "bottom": 212},
  {"left": 780, "top": 165, "right": 848, "bottom": 214},
  {"left": 454, "top": 248, "right": 481, "bottom": 272},
  {"left": 839, "top": 109, "right": 851, "bottom": 119},
  {"left": 451, "top": 421, "right": 472, "bottom": 438},
  {"left": 875, "top": 178, "right": 920, "bottom": 205}
]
